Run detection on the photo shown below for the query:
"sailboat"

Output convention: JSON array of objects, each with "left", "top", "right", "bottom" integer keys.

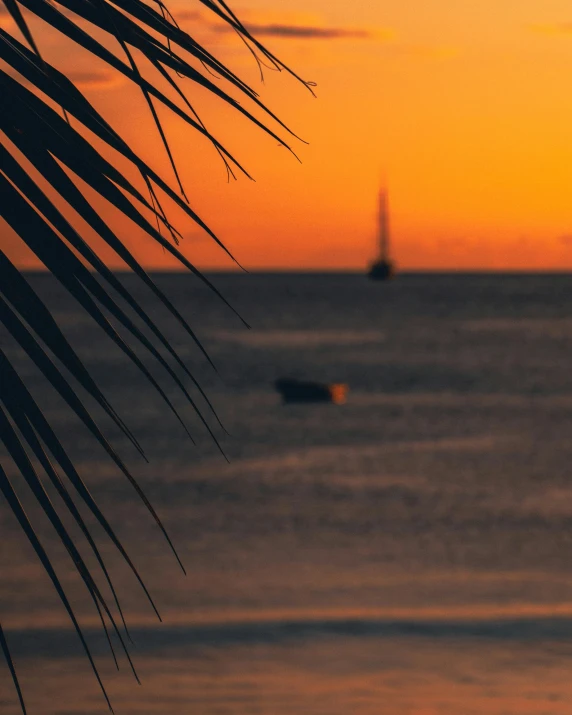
[{"left": 368, "top": 188, "right": 395, "bottom": 280}]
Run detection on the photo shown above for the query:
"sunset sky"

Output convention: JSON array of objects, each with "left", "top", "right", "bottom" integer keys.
[{"left": 6, "top": 0, "right": 572, "bottom": 270}]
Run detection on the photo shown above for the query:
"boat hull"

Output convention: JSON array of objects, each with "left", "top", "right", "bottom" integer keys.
[
  {"left": 368, "top": 259, "right": 395, "bottom": 281},
  {"left": 275, "top": 379, "right": 348, "bottom": 404}
]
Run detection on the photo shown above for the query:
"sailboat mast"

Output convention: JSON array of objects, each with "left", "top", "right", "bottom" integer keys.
[{"left": 379, "top": 189, "right": 390, "bottom": 260}]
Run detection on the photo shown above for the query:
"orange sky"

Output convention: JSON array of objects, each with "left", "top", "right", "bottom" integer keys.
[{"left": 5, "top": 0, "right": 572, "bottom": 270}]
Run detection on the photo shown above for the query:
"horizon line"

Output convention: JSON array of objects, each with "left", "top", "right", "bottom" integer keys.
[{"left": 20, "top": 267, "right": 572, "bottom": 275}]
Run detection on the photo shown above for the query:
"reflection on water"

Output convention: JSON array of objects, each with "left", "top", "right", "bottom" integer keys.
[{"left": 3, "top": 272, "right": 572, "bottom": 714}]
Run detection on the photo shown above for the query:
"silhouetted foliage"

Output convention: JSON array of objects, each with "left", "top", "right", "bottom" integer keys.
[{"left": 0, "top": 1, "right": 312, "bottom": 711}]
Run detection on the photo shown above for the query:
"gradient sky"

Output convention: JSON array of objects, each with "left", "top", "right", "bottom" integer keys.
[{"left": 6, "top": 0, "right": 572, "bottom": 270}]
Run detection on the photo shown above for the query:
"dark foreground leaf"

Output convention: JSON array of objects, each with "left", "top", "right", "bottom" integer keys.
[{"left": 0, "top": 0, "right": 310, "bottom": 711}]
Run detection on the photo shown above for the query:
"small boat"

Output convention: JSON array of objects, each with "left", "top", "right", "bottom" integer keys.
[
  {"left": 368, "top": 188, "right": 396, "bottom": 280},
  {"left": 275, "top": 378, "right": 348, "bottom": 404}
]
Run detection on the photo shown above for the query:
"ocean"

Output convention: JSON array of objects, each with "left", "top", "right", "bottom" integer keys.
[{"left": 4, "top": 272, "right": 572, "bottom": 714}]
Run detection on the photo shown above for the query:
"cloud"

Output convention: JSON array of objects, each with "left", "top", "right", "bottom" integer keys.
[
  {"left": 168, "top": 5, "right": 378, "bottom": 40},
  {"left": 213, "top": 21, "right": 380, "bottom": 41},
  {"left": 239, "top": 24, "right": 373, "bottom": 40},
  {"left": 168, "top": 9, "right": 202, "bottom": 23}
]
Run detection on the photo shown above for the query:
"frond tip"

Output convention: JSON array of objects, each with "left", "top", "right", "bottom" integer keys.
[{"left": 0, "top": 622, "right": 27, "bottom": 715}]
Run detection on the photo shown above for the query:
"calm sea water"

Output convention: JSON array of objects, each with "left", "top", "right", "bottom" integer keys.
[{"left": 4, "top": 272, "right": 572, "bottom": 714}]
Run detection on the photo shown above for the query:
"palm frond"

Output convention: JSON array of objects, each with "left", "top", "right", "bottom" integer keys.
[{"left": 0, "top": 0, "right": 310, "bottom": 711}]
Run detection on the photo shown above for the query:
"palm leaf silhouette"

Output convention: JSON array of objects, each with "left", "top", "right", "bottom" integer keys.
[{"left": 0, "top": 1, "right": 312, "bottom": 711}]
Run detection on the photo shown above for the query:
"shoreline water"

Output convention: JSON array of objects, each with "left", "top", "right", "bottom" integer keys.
[{"left": 4, "top": 272, "right": 572, "bottom": 713}]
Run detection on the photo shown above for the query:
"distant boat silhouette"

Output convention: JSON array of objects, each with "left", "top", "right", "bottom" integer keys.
[
  {"left": 368, "top": 188, "right": 395, "bottom": 280},
  {"left": 275, "top": 378, "right": 348, "bottom": 404}
]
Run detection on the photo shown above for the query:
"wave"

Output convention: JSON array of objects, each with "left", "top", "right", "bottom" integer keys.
[
  {"left": 9, "top": 604, "right": 572, "bottom": 659},
  {"left": 187, "top": 434, "right": 505, "bottom": 480},
  {"left": 210, "top": 329, "right": 385, "bottom": 348},
  {"left": 348, "top": 390, "right": 572, "bottom": 408}
]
